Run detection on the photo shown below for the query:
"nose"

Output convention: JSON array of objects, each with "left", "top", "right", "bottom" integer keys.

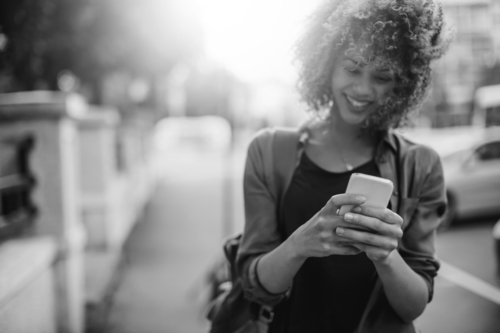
[{"left": 353, "top": 76, "right": 375, "bottom": 98}]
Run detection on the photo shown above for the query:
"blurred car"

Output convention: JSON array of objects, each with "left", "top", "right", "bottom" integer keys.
[
  {"left": 151, "top": 116, "right": 233, "bottom": 180},
  {"left": 153, "top": 116, "right": 232, "bottom": 154},
  {"left": 439, "top": 127, "right": 500, "bottom": 229}
]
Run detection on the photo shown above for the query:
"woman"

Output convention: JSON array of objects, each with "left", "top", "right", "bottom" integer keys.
[{"left": 236, "top": 0, "right": 454, "bottom": 332}]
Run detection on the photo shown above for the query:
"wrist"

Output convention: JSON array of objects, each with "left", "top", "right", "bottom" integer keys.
[
  {"left": 372, "top": 249, "right": 399, "bottom": 268},
  {"left": 284, "top": 234, "right": 307, "bottom": 262}
]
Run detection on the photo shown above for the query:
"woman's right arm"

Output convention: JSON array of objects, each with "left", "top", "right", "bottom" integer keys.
[
  {"left": 236, "top": 131, "right": 365, "bottom": 302},
  {"left": 236, "top": 131, "right": 290, "bottom": 305}
]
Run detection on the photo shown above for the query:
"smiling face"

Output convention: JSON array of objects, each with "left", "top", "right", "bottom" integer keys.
[{"left": 330, "top": 51, "right": 396, "bottom": 127}]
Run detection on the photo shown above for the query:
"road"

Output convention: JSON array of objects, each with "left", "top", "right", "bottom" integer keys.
[
  {"left": 417, "top": 219, "right": 500, "bottom": 333},
  {"left": 105, "top": 139, "right": 500, "bottom": 333}
]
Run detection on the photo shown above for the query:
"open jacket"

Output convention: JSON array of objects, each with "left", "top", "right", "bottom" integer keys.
[{"left": 235, "top": 126, "right": 447, "bottom": 333}]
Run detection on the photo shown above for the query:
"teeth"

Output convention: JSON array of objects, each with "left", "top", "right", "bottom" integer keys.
[{"left": 346, "top": 95, "right": 369, "bottom": 108}]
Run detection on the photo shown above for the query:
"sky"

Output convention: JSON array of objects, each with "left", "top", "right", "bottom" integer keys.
[{"left": 193, "top": 0, "right": 322, "bottom": 82}]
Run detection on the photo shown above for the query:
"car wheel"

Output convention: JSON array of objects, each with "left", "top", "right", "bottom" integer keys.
[{"left": 439, "top": 192, "right": 457, "bottom": 231}]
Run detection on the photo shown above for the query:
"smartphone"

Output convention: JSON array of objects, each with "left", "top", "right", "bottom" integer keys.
[{"left": 338, "top": 173, "right": 394, "bottom": 216}]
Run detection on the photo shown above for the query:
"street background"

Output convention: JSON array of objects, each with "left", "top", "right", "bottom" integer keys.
[{"left": 2, "top": 0, "right": 500, "bottom": 332}]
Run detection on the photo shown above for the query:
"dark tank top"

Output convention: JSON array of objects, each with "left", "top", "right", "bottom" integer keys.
[{"left": 270, "top": 152, "right": 380, "bottom": 333}]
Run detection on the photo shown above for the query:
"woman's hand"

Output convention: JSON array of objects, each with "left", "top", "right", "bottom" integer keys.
[
  {"left": 287, "top": 194, "right": 367, "bottom": 259},
  {"left": 335, "top": 205, "right": 404, "bottom": 262}
]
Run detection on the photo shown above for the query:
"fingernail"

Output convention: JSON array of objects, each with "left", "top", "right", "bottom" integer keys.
[
  {"left": 336, "top": 227, "right": 344, "bottom": 235},
  {"left": 344, "top": 213, "right": 353, "bottom": 221},
  {"left": 353, "top": 206, "right": 362, "bottom": 213},
  {"left": 356, "top": 196, "right": 366, "bottom": 203}
]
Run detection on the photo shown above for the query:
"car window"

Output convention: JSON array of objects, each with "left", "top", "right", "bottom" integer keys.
[{"left": 475, "top": 141, "right": 500, "bottom": 161}]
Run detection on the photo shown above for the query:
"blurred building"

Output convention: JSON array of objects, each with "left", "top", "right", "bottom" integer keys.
[{"left": 431, "top": 0, "right": 500, "bottom": 127}]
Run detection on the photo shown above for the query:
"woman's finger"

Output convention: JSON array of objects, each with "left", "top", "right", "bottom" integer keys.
[
  {"left": 336, "top": 227, "right": 399, "bottom": 250},
  {"left": 350, "top": 205, "right": 403, "bottom": 226},
  {"left": 349, "top": 242, "right": 392, "bottom": 261},
  {"left": 320, "top": 194, "right": 366, "bottom": 216},
  {"left": 335, "top": 244, "right": 363, "bottom": 255},
  {"left": 343, "top": 212, "right": 403, "bottom": 238}
]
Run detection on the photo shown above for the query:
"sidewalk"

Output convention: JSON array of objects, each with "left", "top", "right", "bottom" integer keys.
[{"left": 103, "top": 154, "right": 233, "bottom": 333}]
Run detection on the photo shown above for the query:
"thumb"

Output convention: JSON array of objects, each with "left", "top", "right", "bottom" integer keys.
[{"left": 321, "top": 194, "right": 366, "bottom": 216}]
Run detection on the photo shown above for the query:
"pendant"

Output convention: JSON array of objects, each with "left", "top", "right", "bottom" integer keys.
[{"left": 345, "top": 164, "right": 354, "bottom": 171}]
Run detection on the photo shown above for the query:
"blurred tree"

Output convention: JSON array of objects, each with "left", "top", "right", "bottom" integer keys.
[
  {"left": 0, "top": 0, "right": 203, "bottom": 103},
  {"left": 0, "top": 0, "right": 51, "bottom": 91}
]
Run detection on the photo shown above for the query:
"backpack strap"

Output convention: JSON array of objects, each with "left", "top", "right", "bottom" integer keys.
[
  {"left": 269, "top": 127, "right": 302, "bottom": 207},
  {"left": 261, "top": 127, "right": 302, "bottom": 239}
]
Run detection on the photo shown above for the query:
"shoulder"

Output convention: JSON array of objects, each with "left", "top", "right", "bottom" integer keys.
[
  {"left": 249, "top": 127, "right": 275, "bottom": 145},
  {"left": 390, "top": 131, "right": 441, "bottom": 166},
  {"left": 248, "top": 127, "right": 302, "bottom": 151},
  {"left": 244, "top": 127, "right": 301, "bottom": 194},
  {"left": 389, "top": 131, "right": 446, "bottom": 204}
]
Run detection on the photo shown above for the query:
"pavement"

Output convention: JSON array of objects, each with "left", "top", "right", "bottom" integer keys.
[
  {"left": 102, "top": 142, "right": 500, "bottom": 333},
  {"left": 103, "top": 151, "right": 235, "bottom": 333}
]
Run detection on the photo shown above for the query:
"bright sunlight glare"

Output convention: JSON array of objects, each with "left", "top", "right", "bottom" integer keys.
[{"left": 194, "top": 0, "right": 321, "bottom": 82}]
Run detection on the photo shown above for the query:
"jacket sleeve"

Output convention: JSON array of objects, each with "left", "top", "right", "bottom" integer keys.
[
  {"left": 399, "top": 146, "right": 447, "bottom": 303},
  {"left": 235, "top": 130, "right": 291, "bottom": 306}
]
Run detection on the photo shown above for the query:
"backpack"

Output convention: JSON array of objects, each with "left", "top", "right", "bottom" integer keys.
[{"left": 206, "top": 128, "right": 300, "bottom": 333}]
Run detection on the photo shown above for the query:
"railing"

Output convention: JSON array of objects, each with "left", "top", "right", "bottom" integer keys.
[
  {"left": 0, "top": 91, "right": 156, "bottom": 333},
  {"left": 0, "top": 136, "right": 36, "bottom": 240}
]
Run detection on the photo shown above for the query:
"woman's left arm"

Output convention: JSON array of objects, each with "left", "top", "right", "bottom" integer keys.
[
  {"left": 336, "top": 150, "right": 446, "bottom": 322},
  {"left": 371, "top": 243, "right": 429, "bottom": 322}
]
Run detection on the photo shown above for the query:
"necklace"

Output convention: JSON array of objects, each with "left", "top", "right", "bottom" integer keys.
[
  {"left": 331, "top": 137, "right": 354, "bottom": 171},
  {"left": 313, "top": 129, "right": 354, "bottom": 172}
]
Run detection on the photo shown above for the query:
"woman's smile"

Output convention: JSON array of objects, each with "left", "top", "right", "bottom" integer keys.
[{"left": 344, "top": 94, "right": 373, "bottom": 111}]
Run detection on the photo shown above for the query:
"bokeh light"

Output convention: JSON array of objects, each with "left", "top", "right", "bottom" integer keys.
[{"left": 194, "top": 0, "right": 322, "bottom": 82}]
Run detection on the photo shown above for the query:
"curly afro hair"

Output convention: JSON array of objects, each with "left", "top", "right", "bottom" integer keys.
[{"left": 294, "top": 0, "right": 455, "bottom": 132}]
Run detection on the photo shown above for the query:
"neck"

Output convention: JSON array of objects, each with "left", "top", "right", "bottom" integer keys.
[
  {"left": 327, "top": 110, "right": 364, "bottom": 144},
  {"left": 305, "top": 114, "right": 378, "bottom": 173}
]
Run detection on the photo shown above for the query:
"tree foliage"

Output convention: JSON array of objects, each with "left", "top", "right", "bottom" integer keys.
[{"left": 0, "top": 0, "right": 203, "bottom": 101}]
